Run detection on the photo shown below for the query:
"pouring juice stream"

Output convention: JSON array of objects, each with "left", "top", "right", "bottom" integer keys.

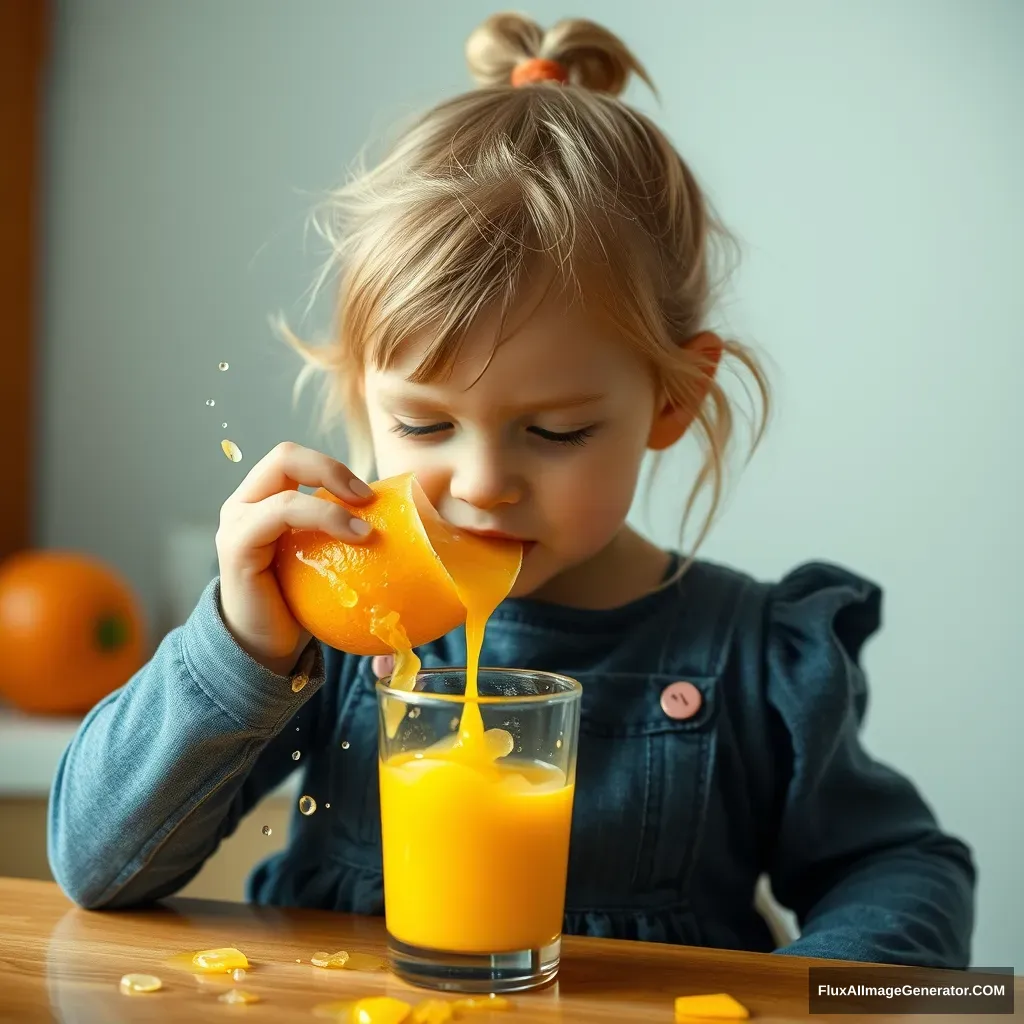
[
  {"left": 377, "top": 523, "right": 519, "bottom": 757},
  {"left": 377, "top": 532, "right": 574, "bottom": 954}
]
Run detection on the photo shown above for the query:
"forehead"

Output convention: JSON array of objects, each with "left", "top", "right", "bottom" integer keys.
[{"left": 367, "top": 280, "right": 650, "bottom": 403}]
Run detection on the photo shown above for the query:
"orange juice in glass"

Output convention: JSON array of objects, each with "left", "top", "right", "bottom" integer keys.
[{"left": 377, "top": 667, "right": 581, "bottom": 992}]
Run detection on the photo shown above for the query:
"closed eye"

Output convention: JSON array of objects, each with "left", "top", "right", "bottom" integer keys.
[
  {"left": 391, "top": 421, "right": 452, "bottom": 438},
  {"left": 391, "top": 420, "right": 596, "bottom": 446},
  {"left": 529, "top": 425, "right": 595, "bottom": 446}
]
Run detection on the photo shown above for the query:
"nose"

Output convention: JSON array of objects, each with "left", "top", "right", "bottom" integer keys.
[{"left": 448, "top": 448, "right": 522, "bottom": 510}]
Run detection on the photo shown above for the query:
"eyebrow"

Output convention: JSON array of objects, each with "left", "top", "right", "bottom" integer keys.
[{"left": 377, "top": 389, "right": 606, "bottom": 415}]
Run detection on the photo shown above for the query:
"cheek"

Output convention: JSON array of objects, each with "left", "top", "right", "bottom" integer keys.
[
  {"left": 365, "top": 417, "right": 452, "bottom": 509},
  {"left": 541, "top": 437, "right": 644, "bottom": 550}
]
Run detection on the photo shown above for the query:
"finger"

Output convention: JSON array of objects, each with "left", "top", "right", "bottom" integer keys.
[
  {"left": 229, "top": 489, "right": 372, "bottom": 556},
  {"left": 372, "top": 654, "right": 395, "bottom": 678},
  {"left": 233, "top": 441, "right": 372, "bottom": 505}
]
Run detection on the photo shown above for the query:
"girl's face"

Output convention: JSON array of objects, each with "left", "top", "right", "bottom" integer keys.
[{"left": 363, "top": 283, "right": 661, "bottom": 602}]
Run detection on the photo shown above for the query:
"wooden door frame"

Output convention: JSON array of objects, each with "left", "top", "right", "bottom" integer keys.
[{"left": 0, "top": 0, "right": 47, "bottom": 560}]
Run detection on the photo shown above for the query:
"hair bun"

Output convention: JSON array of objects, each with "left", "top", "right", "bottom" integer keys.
[{"left": 465, "top": 12, "right": 653, "bottom": 97}]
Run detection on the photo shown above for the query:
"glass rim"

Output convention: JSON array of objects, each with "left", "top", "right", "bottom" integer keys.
[{"left": 375, "top": 666, "right": 583, "bottom": 707}]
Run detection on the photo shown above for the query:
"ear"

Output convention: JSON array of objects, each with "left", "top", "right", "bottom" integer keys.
[{"left": 647, "top": 332, "right": 723, "bottom": 451}]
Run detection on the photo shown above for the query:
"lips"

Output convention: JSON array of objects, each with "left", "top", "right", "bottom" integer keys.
[{"left": 459, "top": 529, "right": 536, "bottom": 555}]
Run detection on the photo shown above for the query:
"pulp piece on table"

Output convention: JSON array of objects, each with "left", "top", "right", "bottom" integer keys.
[
  {"left": 219, "top": 988, "right": 261, "bottom": 1004},
  {"left": 452, "top": 994, "right": 513, "bottom": 1012},
  {"left": 311, "top": 949, "right": 351, "bottom": 968},
  {"left": 411, "top": 999, "right": 454, "bottom": 1024},
  {"left": 351, "top": 996, "right": 413, "bottom": 1024},
  {"left": 119, "top": 973, "right": 162, "bottom": 994},
  {"left": 191, "top": 946, "right": 249, "bottom": 972},
  {"left": 674, "top": 992, "right": 750, "bottom": 1020}
]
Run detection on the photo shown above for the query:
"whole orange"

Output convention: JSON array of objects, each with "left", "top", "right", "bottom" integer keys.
[
  {"left": 274, "top": 473, "right": 521, "bottom": 656},
  {"left": 0, "top": 550, "right": 146, "bottom": 715}
]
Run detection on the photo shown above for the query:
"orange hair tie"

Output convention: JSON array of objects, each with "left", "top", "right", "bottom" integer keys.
[{"left": 511, "top": 58, "right": 569, "bottom": 87}]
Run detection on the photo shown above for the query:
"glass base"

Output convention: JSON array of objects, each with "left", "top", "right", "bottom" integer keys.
[{"left": 386, "top": 933, "right": 560, "bottom": 993}]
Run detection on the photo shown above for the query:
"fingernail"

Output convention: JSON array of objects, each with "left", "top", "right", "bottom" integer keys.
[
  {"left": 350, "top": 479, "right": 373, "bottom": 498},
  {"left": 350, "top": 518, "right": 372, "bottom": 537}
]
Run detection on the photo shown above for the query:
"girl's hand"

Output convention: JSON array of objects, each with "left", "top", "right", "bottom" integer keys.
[
  {"left": 216, "top": 442, "right": 374, "bottom": 676},
  {"left": 371, "top": 654, "right": 396, "bottom": 679}
]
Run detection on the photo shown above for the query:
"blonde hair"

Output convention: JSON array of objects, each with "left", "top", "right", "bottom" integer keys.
[{"left": 285, "top": 12, "right": 770, "bottom": 572}]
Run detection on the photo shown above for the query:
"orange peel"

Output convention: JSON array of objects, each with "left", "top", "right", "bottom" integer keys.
[{"left": 274, "top": 472, "right": 521, "bottom": 655}]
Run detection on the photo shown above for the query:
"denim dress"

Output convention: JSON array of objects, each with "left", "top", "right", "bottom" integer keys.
[{"left": 48, "top": 555, "right": 975, "bottom": 968}]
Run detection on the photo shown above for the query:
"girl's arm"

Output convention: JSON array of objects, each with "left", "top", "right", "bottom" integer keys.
[
  {"left": 47, "top": 578, "right": 326, "bottom": 909},
  {"left": 763, "top": 563, "right": 976, "bottom": 968}
]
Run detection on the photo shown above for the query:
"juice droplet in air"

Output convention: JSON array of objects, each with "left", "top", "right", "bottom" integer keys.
[
  {"left": 119, "top": 973, "right": 162, "bottom": 994},
  {"left": 218, "top": 361, "right": 229, "bottom": 371},
  {"left": 221, "top": 421, "right": 227, "bottom": 428},
  {"left": 191, "top": 947, "right": 249, "bottom": 972},
  {"left": 556, "top": 737, "right": 563, "bottom": 749},
  {"left": 231, "top": 968, "right": 246, "bottom": 981},
  {"left": 351, "top": 995, "right": 411, "bottom": 1024},
  {"left": 325, "top": 802, "right": 331, "bottom": 808},
  {"left": 341, "top": 740, "right": 350, "bottom": 750},
  {"left": 221, "top": 439, "right": 242, "bottom": 462},
  {"left": 291, "top": 750, "right": 301, "bottom": 760},
  {"left": 299, "top": 795, "right": 317, "bottom": 815},
  {"left": 261, "top": 825, "right": 272, "bottom": 836},
  {"left": 338, "top": 582, "right": 359, "bottom": 608},
  {"left": 206, "top": 399, "right": 215, "bottom": 407},
  {"left": 220, "top": 989, "right": 260, "bottom": 1004}
]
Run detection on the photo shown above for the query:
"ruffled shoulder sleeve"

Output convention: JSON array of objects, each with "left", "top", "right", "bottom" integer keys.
[
  {"left": 760, "top": 562, "right": 975, "bottom": 967},
  {"left": 767, "top": 561, "right": 882, "bottom": 757}
]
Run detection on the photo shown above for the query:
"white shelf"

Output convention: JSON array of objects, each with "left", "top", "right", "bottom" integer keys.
[
  {"left": 0, "top": 705, "right": 298, "bottom": 801},
  {"left": 0, "top": 706, "right": 81, "bottom": 797}
]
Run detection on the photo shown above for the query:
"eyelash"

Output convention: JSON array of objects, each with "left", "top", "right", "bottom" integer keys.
[{"left": 391, "top": 421, "right": 595, "bottom": 447}]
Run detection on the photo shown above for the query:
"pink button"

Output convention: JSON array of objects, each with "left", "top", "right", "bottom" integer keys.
[
  {"left": 372, "top": 654, "right": 395, "bottom": 678},
  {"left": 660, "top": 681, "right": 701, "bottom": 720}
]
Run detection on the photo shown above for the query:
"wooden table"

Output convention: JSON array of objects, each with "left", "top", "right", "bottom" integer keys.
[{"left": 0, "top": 878, "right": 1014, "bottom": 1022}]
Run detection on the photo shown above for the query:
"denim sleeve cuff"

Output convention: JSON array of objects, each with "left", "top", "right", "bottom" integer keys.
[{"left": 178, "top": 576, "right": 324, "bottom": 732}]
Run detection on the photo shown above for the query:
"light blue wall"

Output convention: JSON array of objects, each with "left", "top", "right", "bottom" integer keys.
[{"left": 40, "top": 0, "right": 1023, "bottom": 968}]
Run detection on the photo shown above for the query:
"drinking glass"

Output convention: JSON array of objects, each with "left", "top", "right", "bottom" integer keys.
[{"left": 376, "top": 667, "right": 582, "bottom": 993}]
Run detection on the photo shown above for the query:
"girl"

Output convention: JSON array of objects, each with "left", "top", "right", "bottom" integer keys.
[{"left": 49, "top": 13, "right": 974, "bottom": 968}]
